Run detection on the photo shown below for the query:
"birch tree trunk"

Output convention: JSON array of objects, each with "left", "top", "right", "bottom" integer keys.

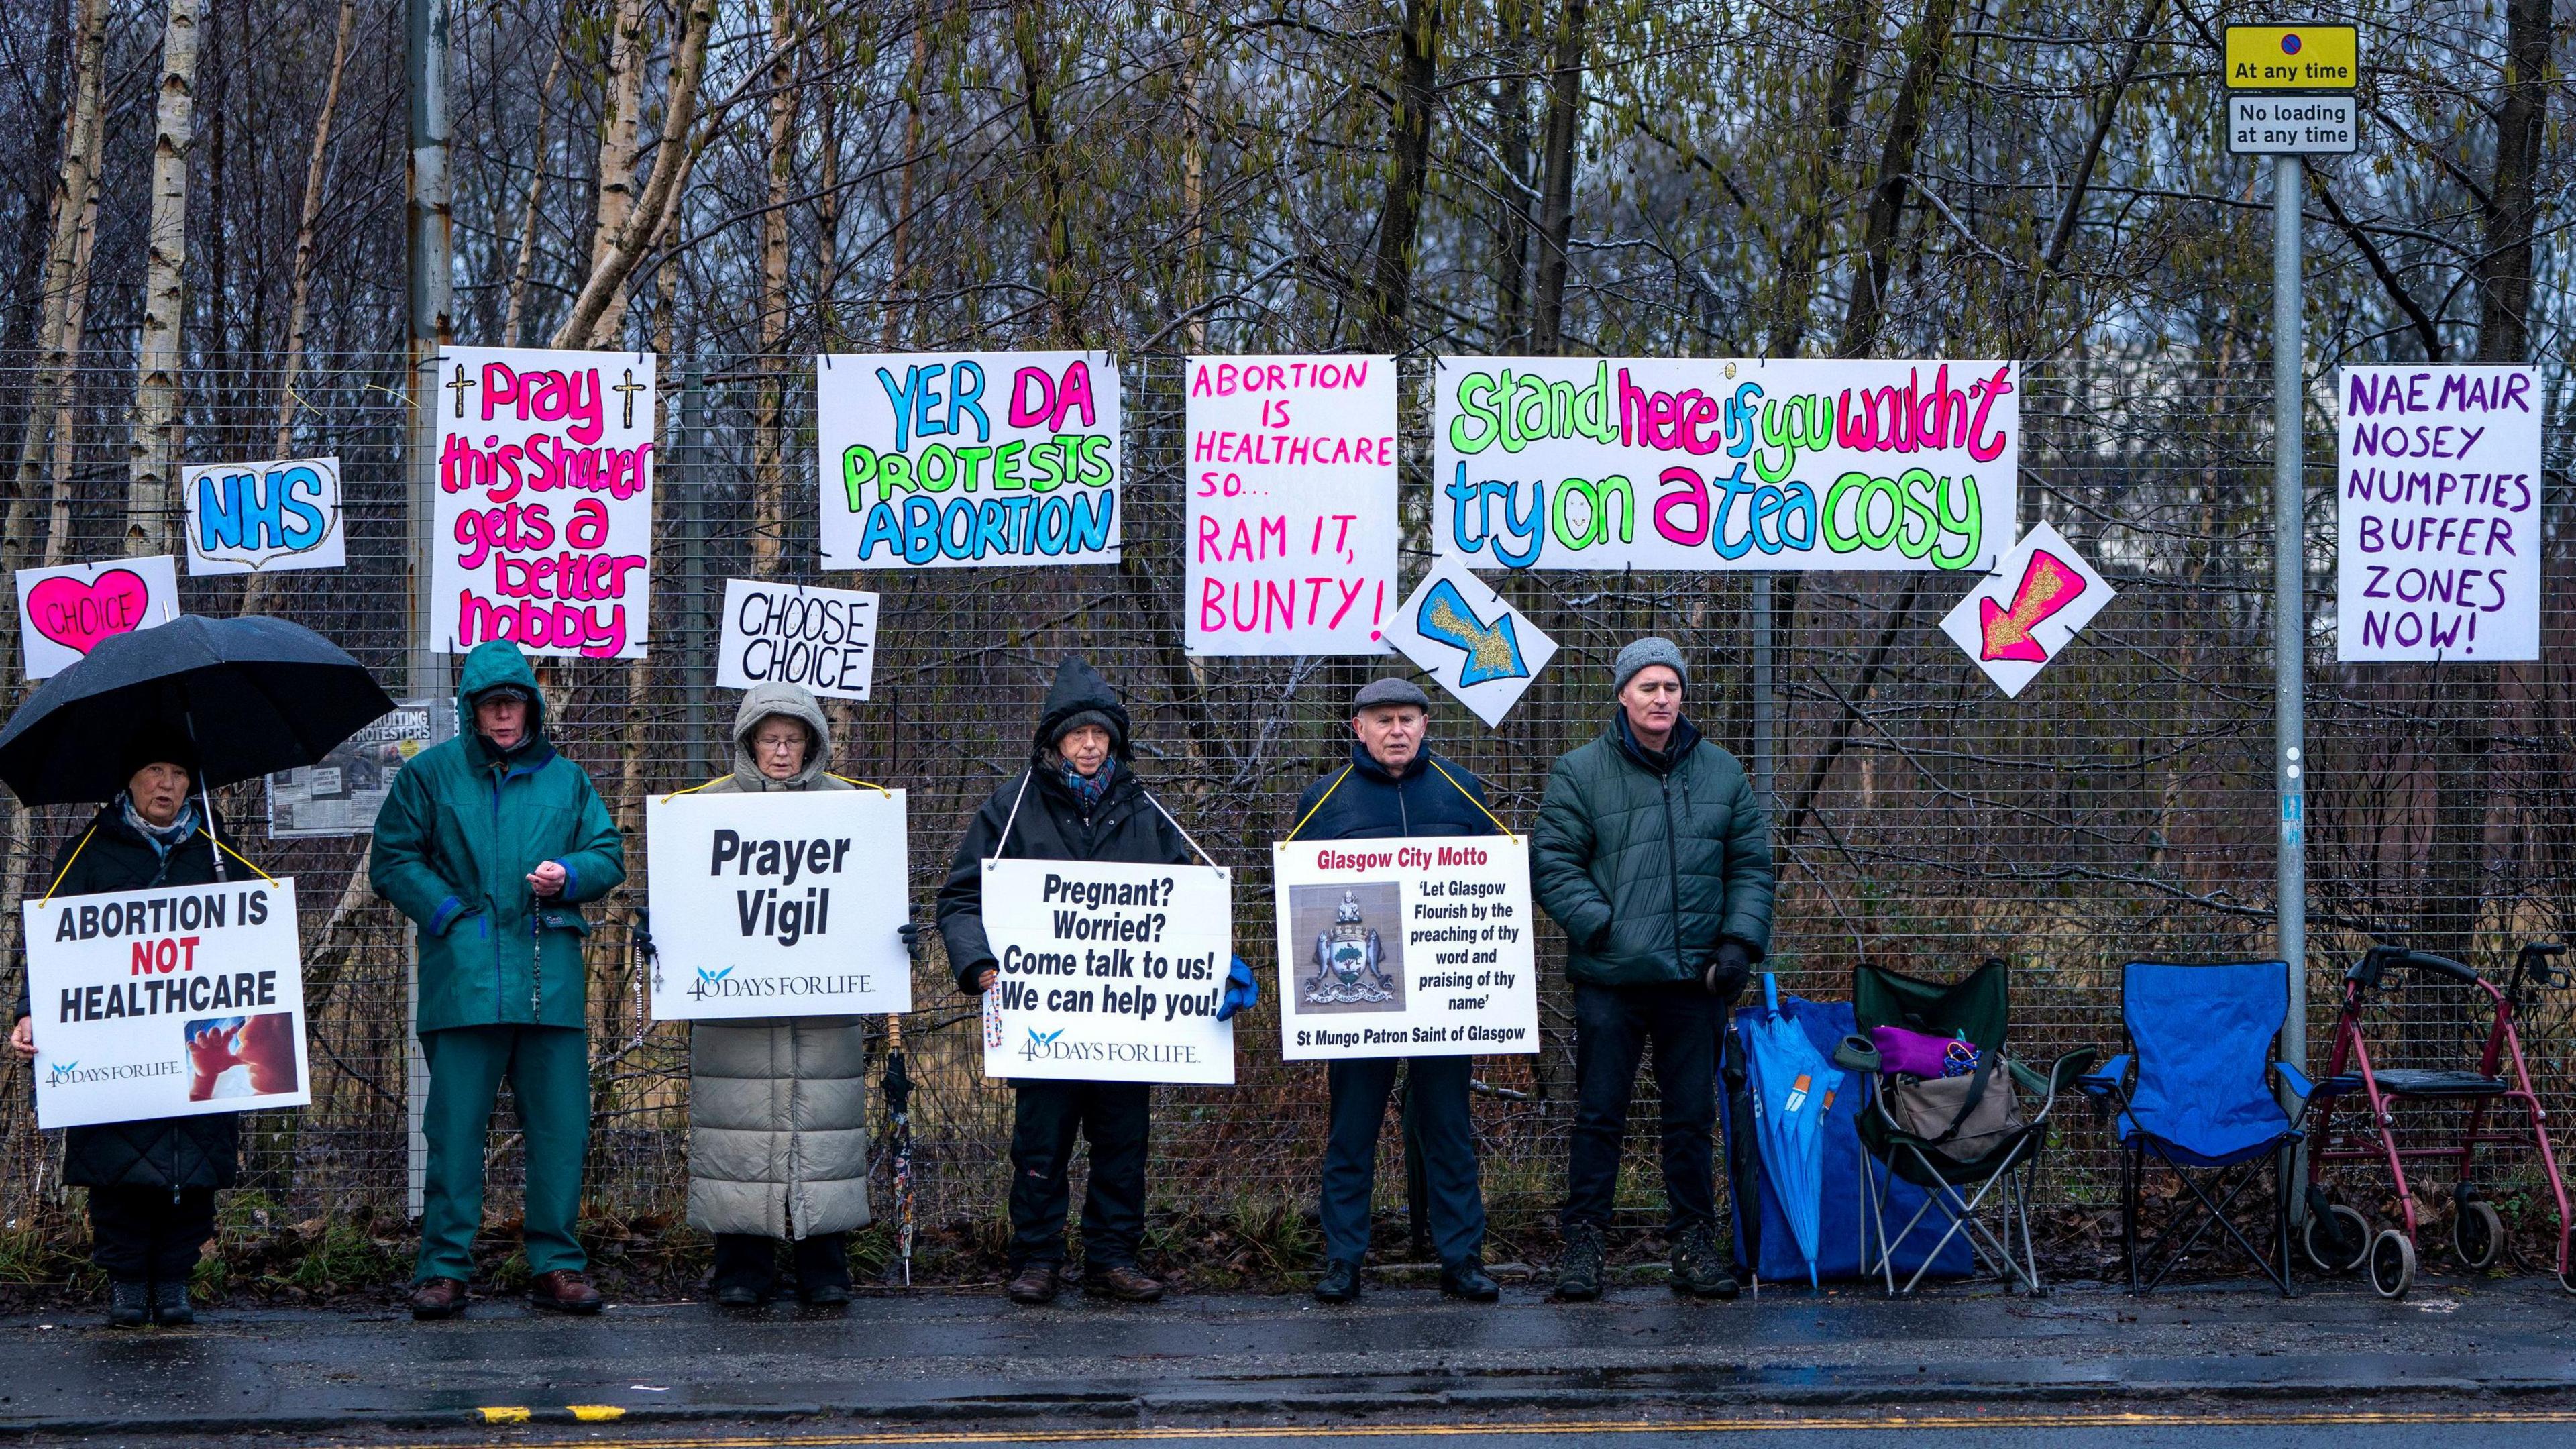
[
  {"left": 127, "top": 0, "right": 205, "bottom": 560},
  {"left": 1527, "top": 0, "right": 1588, "bottom": 354},
  {"left": 553, "top": 0, "right": 716, "bottom": 351},
  {"left": 750, "top": 0, "right": 798, "bottom": 578},
  {"left": 244, "top": 0, "right": 358, "bottom": 617},
  {"left": 504, "top": 40, "right": 570, "bottom": 348}
]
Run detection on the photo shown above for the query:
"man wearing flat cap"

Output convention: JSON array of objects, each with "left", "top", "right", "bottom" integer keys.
[
  {"left": 1533, "top": 637, "right": 1774, "bottom": 1303},
  {"left": 1287, "top": 675, "right": 1503, "bottom": 1304}
]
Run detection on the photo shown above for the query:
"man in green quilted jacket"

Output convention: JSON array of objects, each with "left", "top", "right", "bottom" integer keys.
[
  {"left": 1533, "top": 636, "right": 1774, "bottom": 1303},
  {"left": 371, "top": 639, "right": 625, "bottom": 1320}
]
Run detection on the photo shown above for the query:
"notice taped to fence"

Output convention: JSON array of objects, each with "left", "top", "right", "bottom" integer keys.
[
  {"left": 266, "top": 696, "right": 453, "bottom": 839},
  {"left": 715, "top": 578, "right": 878, "bottom": 701},
  {"left": 644, "top": 790, "right": 913, "bottom": 1020},
  {"left": 23, "top": 877, "right": 309, "bottom": 1130},
  {"left": 1271, "top": 836, "right": 1538, "bottom": 1061},
  {"left": 978, "top": 859, "right": 1234, "bottom": 1084},
  {"left": 2335, "top": 364, "right": 2540, "bottom": 662}
]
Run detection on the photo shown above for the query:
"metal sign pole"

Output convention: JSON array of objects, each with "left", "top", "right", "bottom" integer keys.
[
  {"left": 2273, "top": 153, "right": 2310, "bottom": 1219},
  {"left": 404, "top": 0, "right": 452, "bottom": 1222}
]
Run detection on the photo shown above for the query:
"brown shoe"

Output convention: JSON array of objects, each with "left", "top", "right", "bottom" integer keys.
[
  {"left": 1083, "top": 1264, "right": 1164, "bottom": 1303},
  {"left": 527, "top": 1269, "right": 604, "bottom": 1315},
  {"left": 409, "top": 1277, "right": 467, "bottom": 1320},
  {"left": 1005, "top": 1262, "right": 1060, "bottom": 1305}
]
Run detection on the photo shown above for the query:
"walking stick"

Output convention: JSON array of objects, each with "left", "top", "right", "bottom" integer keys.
[{"left": 882, "top": 1014, "right": 914, "bottom": 1287}]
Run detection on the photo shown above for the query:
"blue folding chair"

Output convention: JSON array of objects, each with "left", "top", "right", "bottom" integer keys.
[{"left": 2078, "top": 961, "right": 2312, "bottom": 1295}]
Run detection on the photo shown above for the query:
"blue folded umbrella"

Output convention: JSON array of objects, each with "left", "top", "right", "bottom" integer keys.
[{"left": 1743, "top": 974, "right": 1840, "bottom": 1287}]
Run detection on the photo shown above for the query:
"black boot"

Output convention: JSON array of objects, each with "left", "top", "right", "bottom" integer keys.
[
  {"left": 1312, "top": 1258, "right": 1361, "bottom": 1304},
  {"left": 106, "top": 1279, "right": 148, "bottom": 1329},
  {"left": 151, "top": 1278, "right": 195, "bottom": 1326},
  {"left": 1554, "top": 1222, "right": 1607, "bottom": 1301},
  {"left": 1440, "top": 1256, "right": 1500, "bottom": 1302},
  {"left": 1670, "top": 1222, "right": 1739, "bottom": 1299}
]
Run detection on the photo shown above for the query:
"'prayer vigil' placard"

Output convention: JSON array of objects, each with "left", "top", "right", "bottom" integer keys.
[
  {"left": 1434, "top": 358, "right": 2017, "bottom": 572},
  {"left": 2336, "top": 364, "right": 2540, "bottom": 662},
  {"left": 25, "top": 877, "right": 310, "bottom": 1129},
  {"left": 1185, "top": 355, "right": 1397, "bottom": 655},
  {"left": 433, "top": 345, "right": 655, "bottom": 658},
  {"left": 645, "top": 790, "right": 913, "bottom": 1020},
  {"left": 818, "top": 351, "right": 1123, "bottom": 568},
  {"left": 1272, "top": 836, "right": 1538, "bottom": 1061},
  {"left": 979, "top": 859, "right": 1233, "bottom": 1084}
]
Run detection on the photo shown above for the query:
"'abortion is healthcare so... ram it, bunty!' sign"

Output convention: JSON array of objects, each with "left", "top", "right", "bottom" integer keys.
[
  {"left": 24, "top": 877, "right": 309, "bottom": 1130},
  {"left": 1434, "top": 358, "right": 2017, "bottom": 572},
  {"left": 2336, "top": 364, "right": 2540, "bottom": 663},
  {"left": 979, "top": 860, "right": 1233, "bottom": 1084},
  {"left": 1273, "top": 835, "right": 1538, "bottom": 1061},
  {"left": 818, "top": 351, "right": 1123, "bottom": 568},
  {"left": 433, "top": 345, "right": 655, "bottom": 659},
  {"left": 645, "top": 790, "right": 913, "bottom": 1020}
]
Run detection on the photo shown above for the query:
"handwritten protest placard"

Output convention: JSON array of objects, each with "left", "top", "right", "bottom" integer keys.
[
  {"left": 1379, "top": 557, "right": 1559, "bottom": 727},
  {"left": 978, "top": 859, "right": 1233, "bottom": 1084},
  {"left": 2336, "top": 364, "right": 2540, "bottom": 662},
  {"left": 15, "top": 555, "right": 181, "bottom": 680},
  {"left": 24, "top": 877, "right": 309, "bottom": 1130},
  {"left": 818, "top": 351, "right": 1122, "bottom": 568},
  {"left": 1273, "top": 835, "right": 1537, "bottom": 1061},
  {"left": 1185, "top": 355, "right": 1396, "bottom": 655},
  {"left": 1937, "top": 523, "right": 2116, "bottom": 698},
  {"left": 645, "top": 790, "right": 912, "bottom": 1020},
  {"left": 433, "top": 345, "right": 654, "bottom": 658},
  {"left": 716, "top": 579, "right": 878, "bottom": 701},
  {"left": 184, "top": 455, "right": 345, "bottom": 576},
  {"left": 1434, "top": 358, "right": 2017, "bottom": 572}
]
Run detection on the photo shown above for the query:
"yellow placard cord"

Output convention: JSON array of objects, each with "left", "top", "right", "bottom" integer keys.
[
  {"left": 1281, "top": 768, "right": 1354, "bottom": 843},
  {"left": 37, "top": 828, "right": 95, "bottom": 905},
  {"left": 215, "top": 837, "right": 280, "bottom": 885},
  {"left": 1279, "top": 761, "right": 1518, "bottom": 844},
  {"left": 659, "top": 775, "right": 894, "bottom": 803},
  {"left": 1427, "top": 759, "right": 1520, "bottom": 841}
]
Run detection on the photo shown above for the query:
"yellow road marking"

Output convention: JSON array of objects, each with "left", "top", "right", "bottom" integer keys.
[
  {"left": 571, "top": 1407, "right": 631, "bottom": 1423},
  {"left": 476, "top": 1407, "right": 532, "bottom": 1425},
  {"left": 414, "top": 1407, "right": 2576, "bottom": 1444}
]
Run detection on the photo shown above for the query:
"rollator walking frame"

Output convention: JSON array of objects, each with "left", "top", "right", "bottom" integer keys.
[{"left": 2298, "top": 941, "right": 2575, "bottom": 1299}]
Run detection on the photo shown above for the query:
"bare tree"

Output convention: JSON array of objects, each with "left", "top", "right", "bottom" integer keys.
[{"left": 125, "top": 0, "right": 204, "bottom": 560}]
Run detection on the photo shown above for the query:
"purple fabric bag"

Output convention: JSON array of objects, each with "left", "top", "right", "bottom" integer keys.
[{"left": 1870, "top": 1024, "right": 1981, "bottom": 1079}]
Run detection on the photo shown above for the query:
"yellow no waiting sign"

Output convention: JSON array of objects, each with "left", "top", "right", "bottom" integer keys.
[{"left": 2224, "top": 24, "right": 2359, "bottom": 91}]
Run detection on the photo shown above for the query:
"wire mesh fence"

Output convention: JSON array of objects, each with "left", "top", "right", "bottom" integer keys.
[{"left": 0, "top": 348, "right": 2570, "bottom": 1280}]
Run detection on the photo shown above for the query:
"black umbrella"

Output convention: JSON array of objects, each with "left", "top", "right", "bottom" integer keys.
[{"left": 0, "top": 614, "right": 398, "bottom": 808}]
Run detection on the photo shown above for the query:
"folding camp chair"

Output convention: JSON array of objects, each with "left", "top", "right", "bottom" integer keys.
[
  {"left": 1854, "top": 959, "right": 2095, "bottom": 1296},
  {"left": 2076, "top": 961, "right": 2308, "bottom": 1296}
]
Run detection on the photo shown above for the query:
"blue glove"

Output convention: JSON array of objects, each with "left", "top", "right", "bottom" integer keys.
[{"left": 1215, "top": 955, "right": 1259, "bottom": 1022}]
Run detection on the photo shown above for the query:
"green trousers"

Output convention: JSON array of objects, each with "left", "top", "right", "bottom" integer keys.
[{"left": 416, "top": 1024, "right": 590, "bottom": 1283}]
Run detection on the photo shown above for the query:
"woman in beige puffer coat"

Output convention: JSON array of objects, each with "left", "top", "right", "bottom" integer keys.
[{"left": 689, "top": 682, "right": 872, "bottom": 1306}]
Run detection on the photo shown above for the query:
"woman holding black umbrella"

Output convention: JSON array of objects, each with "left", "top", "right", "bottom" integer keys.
[{"left": 9, "top": 728, "right": 265, "bottom": 1329}]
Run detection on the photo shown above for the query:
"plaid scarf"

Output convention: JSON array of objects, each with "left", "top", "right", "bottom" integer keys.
[{"left": 1061, "top": 757, "right": 1114, "bottom": 810}]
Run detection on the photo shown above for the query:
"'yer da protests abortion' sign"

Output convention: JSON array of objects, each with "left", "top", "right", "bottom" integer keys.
[
  {"left": 1272, "top": 835, "right": 1538, "bottom": 1061},
  {"left": 979, "top": 860, "right": 1233, "bottom": 1084},
  {"left": 818, "top": 351, "right": 1123, "bottom": 568},
  {"left": 24, "top": 877, "right": 309, "bottom": 1130},
  {"left": 1434, "top": 358, "right": 2017, "bottom": 572},
  {"left": 1185, "top": 355, "right": 1397, "bottom": 655},
  {"left": 434, "top": 346, "right": 655, "bottom": 659},
  {"left": 2336, "top": 364, "right": 2540, "bottom": 662},
  {"left": 645, "top": 790, "right": 913, "bottom": 1020}
]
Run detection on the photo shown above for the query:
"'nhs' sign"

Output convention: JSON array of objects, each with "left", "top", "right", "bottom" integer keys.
[{"left": 182, "top": 455, "right": 345, "bottom": 577}]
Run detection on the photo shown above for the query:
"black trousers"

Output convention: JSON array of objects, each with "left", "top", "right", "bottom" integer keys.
[
  {"left": 1563, "top": 980, "right": 1721, "bottom": 1235},
  {"left": 711, "top": 1232, "right": 851, "bottom": 1296},
  {"left": 1319, "top": 1055, "right": 1486, "bottom": 1268},
  {"left": 89, "top": 1186, "right": 216, "bottom": 1283},
  {"left": 1008, "top": 1080, "right": 1150, "bottom": 1271}
]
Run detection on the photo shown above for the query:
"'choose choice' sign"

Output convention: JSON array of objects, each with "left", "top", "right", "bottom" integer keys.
[{"left": 716, "top": 578, "right": 879, "bottom": 701}]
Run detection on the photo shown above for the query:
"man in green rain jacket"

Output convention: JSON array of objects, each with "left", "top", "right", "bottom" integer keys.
[{"left": 372, "top": 640, "right": 625, "bottom": 1319}]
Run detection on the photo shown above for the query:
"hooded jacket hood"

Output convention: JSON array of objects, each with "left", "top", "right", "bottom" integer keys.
[
  {"left": 455, "top": 640, "right": 549, "bottom": 762},
  {"left": 1030, "top": 655, "right": 1131, "bottom": 762},
  {"left": 728, "top": 682, "right": 835, "bottom": 791}
]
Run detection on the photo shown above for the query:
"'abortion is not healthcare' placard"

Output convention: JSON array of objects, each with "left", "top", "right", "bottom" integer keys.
[
  {"left": 818, "top": 352, "right": 1123, "bottom": 568},
  {"left": 645, "top": 790, "right": 913, "bottom": 1020},
  {"left": 1272, "top": 835, "right": 1538, "bottom": 1061},
  {"left": 1434, "top": 358, "right": 2017, "bottom": 572},
  {"left": 979, "top": 859, "right": 1233, "bottom": 1084},
  {"left": 24, "top": 877, "right": 310, "bottom": 1130},
  {"left": 433, "top": 346, "right": 655, "bottom": 658},
  {"left": 2336, "top": 364, "right": 2540, "bottom": 662}
]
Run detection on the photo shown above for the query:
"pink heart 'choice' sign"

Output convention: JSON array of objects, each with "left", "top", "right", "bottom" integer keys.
[{"left": 28, "top": 568, "right": 150, "bottom": 655}]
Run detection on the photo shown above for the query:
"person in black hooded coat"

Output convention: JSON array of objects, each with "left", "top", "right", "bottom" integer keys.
[
  {"left": 938, "top": 656, "right": 1195, "bottom": 1307},
  {"left": 9, "top": 731, "right": 241, "bottom": 1328}
]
